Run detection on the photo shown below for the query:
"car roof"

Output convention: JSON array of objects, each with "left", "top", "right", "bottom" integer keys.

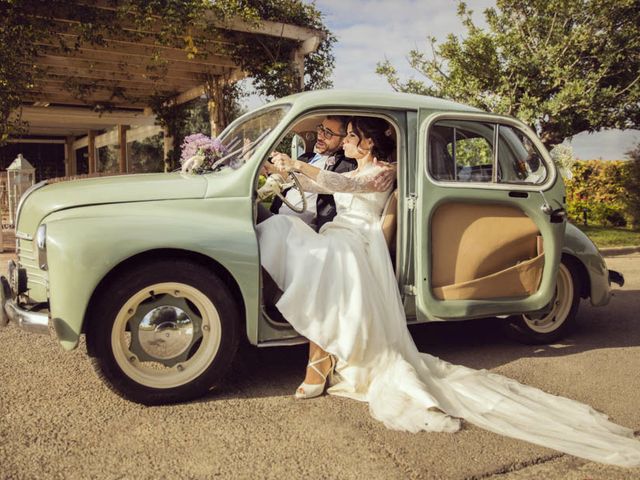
[{"left": 267, "top": 89, "right": 484, "bottom": 114}]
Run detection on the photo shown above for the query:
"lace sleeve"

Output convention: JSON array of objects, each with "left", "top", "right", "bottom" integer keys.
[{"left": 294, "top": 168, "right": 382, "bottom": 194}]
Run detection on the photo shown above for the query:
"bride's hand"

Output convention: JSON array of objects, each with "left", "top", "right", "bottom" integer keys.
[{"left": 372, "top": 162, "right": 397, "bottom": 191}]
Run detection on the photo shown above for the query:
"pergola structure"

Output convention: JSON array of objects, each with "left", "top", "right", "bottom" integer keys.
[{"left": 8, "top": 9, "right": 324, "bottom": 177}]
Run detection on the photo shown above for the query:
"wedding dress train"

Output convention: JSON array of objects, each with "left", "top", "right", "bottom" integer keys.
[{"left": 257, "top": 165, "right": 640, "bottom": 467}]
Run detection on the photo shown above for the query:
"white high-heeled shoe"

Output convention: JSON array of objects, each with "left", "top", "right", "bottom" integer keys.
[{"left": 294, "top": 354, "right": 335, "bottom": 399}]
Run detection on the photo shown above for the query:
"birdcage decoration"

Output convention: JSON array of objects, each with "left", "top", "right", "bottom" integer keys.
[{"left": 7, "top": 154, "right": 36, "bottom": 225}]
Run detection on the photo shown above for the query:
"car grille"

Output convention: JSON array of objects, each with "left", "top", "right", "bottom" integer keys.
[{"left": 17, "top": 238, "right": 48, "bottom": 291}]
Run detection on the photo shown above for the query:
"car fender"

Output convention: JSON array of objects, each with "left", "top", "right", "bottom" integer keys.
[
  {"left": 562, "top": 222, "right": 611, "bottom": 307},
  {"left": 43, "top": 198, "right": 259, "bottom": 351}
]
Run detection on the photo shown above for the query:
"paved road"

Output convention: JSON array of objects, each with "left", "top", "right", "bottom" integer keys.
[{"left": 1, "top": 253, "right": 639, "bottom": 479}]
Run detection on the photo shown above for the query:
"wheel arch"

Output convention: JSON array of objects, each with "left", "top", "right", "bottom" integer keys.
[
  {"left": 561, "top": 253, "right": 589, "bottom": 299},
  {"left": 84, "top": 248, "right": 246, "bottom": 357}
]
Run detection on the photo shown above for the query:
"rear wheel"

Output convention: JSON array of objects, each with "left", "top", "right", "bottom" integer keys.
[
  {"left": 87, "top": 259, "right": 240, "bottom": 405},
  {"left": 503, "top": 259, "right": 581, "bottom": 344}
]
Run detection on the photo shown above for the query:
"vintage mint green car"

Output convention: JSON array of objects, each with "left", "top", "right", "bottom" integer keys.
[{"left": 0, "top": 90, "right": 624, "bottom": 405}]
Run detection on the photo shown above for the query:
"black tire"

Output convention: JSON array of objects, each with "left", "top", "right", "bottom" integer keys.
[
  {"left": 503, "top": 258, "right": 582, "bottom": 345},
  {"left": 87, "top": 259, "right": 240, "bottom": 405}
]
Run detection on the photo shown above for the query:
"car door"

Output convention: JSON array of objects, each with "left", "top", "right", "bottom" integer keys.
[{"left": 415, "top": 111, "right": 566, "bottom": 320}]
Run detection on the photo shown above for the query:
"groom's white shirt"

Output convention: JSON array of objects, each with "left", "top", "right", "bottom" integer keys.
[{"left": 277, "top": 153, "right": 326, "bottom": 225}]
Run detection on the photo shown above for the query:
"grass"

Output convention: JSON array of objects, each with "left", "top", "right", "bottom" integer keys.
[{"left": 575, "top": 224, "right": 640, "bottom": 248}]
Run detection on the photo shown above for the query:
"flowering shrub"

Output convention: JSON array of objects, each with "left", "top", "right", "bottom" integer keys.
[
  {"left": 179, "top": 134, "right": 227, "bottom": 174},
  {"left": 565, "top": 160, "right": 633, "bottom": 227}
]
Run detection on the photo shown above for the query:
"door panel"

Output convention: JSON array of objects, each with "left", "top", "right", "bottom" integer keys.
[{"left": 416, "top": 111, "right": 566, "bottom": 320}]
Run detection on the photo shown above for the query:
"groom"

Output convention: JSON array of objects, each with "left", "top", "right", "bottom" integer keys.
[{"left": 264, "top": 115, "right": 357, "bottom": 229}]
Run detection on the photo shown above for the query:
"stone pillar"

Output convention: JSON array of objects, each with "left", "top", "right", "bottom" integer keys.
[
  {"left": 291, "top": 49, "right": 305, "bottom": 92},
  {"left": 118, "top": 125, "right": 129, "bottom": 173}
]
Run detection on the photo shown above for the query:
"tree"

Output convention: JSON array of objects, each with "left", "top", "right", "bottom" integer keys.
[
  {"left": 625, "top": 143, "right": 640, "bottom": 228},
  {"left": 0, "top": 0, "right": 335, "bottom": 144},
  {"left": 376, "top": 0, "right": 640, "bottom": 148}
]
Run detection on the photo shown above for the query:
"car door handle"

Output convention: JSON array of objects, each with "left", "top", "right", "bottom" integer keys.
[{"left": 509, "top": 191, "right": 528, "bottom": 198}]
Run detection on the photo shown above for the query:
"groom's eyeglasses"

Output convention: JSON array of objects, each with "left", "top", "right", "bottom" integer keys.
[{"left": 316, "top": 124, "right": 346, "bottom": 140}]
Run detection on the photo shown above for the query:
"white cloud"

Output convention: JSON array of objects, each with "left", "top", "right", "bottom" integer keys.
[{"left": 317, "top": 0, "right": 494, "bottom": 90}]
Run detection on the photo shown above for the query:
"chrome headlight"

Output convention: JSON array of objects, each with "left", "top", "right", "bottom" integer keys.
[{"left": 36, "top": 224, "right": 48, "bottom": 270}]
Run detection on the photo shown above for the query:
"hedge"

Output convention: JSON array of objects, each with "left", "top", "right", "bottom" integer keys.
[{"left": 565, "top": 159, "right": 640, "bottom": 228}]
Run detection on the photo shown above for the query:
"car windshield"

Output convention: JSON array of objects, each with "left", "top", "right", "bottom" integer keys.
[{"left": 213, "top": 105, "right": 291, "bottom": 171}]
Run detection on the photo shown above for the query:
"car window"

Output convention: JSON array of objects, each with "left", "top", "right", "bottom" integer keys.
[
  {"left": 428, "top": 120, "right": 547, "bottom": 185},
  {"left": 429, "top": 121, "right": 494, "bottom": 182},
  {"left": 215, "top": 105, "right": 290, "bottom": 170},
  {"left": 497, "top": 125, "right": 547, "bottom": 184}
]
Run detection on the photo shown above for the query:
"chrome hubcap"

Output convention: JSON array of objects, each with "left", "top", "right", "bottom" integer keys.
[
  {"left": 111, "top": 282, "right": 222, "bottom": 389},
  {"left": 137, "top": 305, "right": 195, "bottom": 361}
]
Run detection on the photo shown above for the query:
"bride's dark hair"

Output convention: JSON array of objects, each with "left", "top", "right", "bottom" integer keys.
[{"left": 349, "top": 117, "right": 396, "bottom": 161}]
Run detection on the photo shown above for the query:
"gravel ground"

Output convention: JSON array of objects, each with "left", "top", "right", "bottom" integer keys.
[{"left": 1, "top": 253, "right": 639, "bottom": 479}]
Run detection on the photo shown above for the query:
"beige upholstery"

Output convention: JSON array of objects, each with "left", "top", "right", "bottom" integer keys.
[{"left": 431, "top": 203, "right": 543, "bottom": 300}]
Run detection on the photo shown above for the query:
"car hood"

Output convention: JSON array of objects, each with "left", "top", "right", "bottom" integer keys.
[{"left": 16, "top": 173, "right": 207, "bottom": 234}]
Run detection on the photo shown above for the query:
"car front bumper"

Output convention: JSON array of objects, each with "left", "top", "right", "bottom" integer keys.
[{"left": 0, "top": 276, "right": 50, "bottom": 335}]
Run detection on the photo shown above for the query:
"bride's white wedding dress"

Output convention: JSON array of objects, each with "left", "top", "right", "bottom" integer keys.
[{"left": 257, "top": 164, "right": 640, "bottom": 467}]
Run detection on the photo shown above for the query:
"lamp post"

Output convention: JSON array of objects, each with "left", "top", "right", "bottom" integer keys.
[{"left": 7, "top": 154, "right": 36, "bottom": 226}]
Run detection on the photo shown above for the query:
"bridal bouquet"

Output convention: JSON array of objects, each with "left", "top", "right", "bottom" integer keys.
[{"left": 180, "top": 133, "right": 227, "bottom": 174}]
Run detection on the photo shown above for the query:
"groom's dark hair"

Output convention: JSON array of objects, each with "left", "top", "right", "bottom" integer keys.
[{"left": 325, "top": 115, "right": 349, "bottom": 135}]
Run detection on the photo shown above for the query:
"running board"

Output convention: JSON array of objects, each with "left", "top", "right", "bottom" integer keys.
[{"left": 257, "top": 337, "right": 309, "bottom": 348}]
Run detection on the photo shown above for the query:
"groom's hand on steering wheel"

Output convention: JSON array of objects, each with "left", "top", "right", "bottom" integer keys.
[{"left": 270, "top": 152, "right": 299, "bottom": 173}]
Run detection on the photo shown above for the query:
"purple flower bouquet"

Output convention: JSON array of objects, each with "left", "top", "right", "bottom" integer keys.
[{"left": 180, "top": 134, "right": 227, "bottom": 174}]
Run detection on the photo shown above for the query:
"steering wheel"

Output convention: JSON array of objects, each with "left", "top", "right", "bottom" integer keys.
[{"left": 276, "top": 171, "right": 307, "bottom": 214}]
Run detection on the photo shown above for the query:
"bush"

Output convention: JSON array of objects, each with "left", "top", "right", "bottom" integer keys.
[
  {"left": 625, "top": 144, "right": 640, "bottom": 228},
  {"left": 565, "top": 160, "right": 631, "bottom": 227}
]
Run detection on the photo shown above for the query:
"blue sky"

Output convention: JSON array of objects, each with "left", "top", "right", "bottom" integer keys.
[{"left": 252, "top": 0, "right": 640, "bottom": 159}]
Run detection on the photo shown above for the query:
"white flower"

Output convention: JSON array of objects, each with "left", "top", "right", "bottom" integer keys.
[
  {"left": 257, "top": 173, "right": 285, "bottom": 200},
  {"left": 181, "top": 154, "right": 206, "bottom": 173}
]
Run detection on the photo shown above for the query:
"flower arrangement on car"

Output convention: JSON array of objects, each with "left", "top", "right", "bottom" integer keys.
[{"left": 180, "top": 133, "right": 228, "bottom": 174}]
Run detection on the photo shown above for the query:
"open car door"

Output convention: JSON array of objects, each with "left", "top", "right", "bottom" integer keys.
[{"left": 415, "top": 111, "right": 567, "bottom": 320}]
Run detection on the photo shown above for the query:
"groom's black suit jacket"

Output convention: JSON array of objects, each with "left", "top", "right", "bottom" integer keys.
[{"left": 270, "top": 150, "right": 357, "bottom": 230}]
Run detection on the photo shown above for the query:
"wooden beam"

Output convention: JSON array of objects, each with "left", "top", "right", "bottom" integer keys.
[
  {"left": 23, "top": 92, "right": 148, "bottom": 108},
  {"left": 7, "top": 138, "right": 67, "bottom": 144},
  {"left": 41, "top": 73, "right": 208, "bottom": 92},
  {"left": 63, "top": 4, "right": 323, "bottom": 43},
  {"left": 35, "top": 55, "right": 227, "bottom": 80},
  {"left": 299, "top": 36, "right": 322, "bottom": 56},
  {"left": 19, "top": 105, "right": 154, "bottom": 128},
  {"left": 173, "top": 85, "right": 206, "bottom": 105},
  {"left": 37, "top": 41, "right": 237, "bottom": 68},
  {"left": 88, "top": 130, "right": 97, "bottom": 173},
  {"left": 204, "top": 14, "right": 323, "bottom": 43}
]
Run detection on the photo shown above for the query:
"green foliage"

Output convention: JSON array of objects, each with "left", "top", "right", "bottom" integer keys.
[
  {"left": 451, "top": 137, "right": 492, "bottom": 166},
  {"left": 624, "top": 143, "right": 640, "bottom": 228},
  {"left": 565, "top": 159, "right": 636, "bottom": 227},
  {"left": 224, "top": 0, "right": 335, "bottom": 98},
  {"left": 377, "top": 0, "right": 640, "bottom": 148},
  {"left": 129, "top": 134, "right": 165, "bottom": 173}
]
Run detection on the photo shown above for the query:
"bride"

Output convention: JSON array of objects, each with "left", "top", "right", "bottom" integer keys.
[{"left": 257, "top": 116, "right": 640, "bottom": 467}]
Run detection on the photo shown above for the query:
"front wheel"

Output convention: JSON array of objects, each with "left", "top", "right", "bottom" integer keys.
[
  {"left": 87, "top": 259, "right": 240, "bottom": 405},
  {"left": 503, "top": 259, "right": 581, "bottom": 345}
]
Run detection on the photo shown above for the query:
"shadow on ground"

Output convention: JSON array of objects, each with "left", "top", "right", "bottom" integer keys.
[{"left": 203, "top": 288, "right": 639, "bottom": 402}]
